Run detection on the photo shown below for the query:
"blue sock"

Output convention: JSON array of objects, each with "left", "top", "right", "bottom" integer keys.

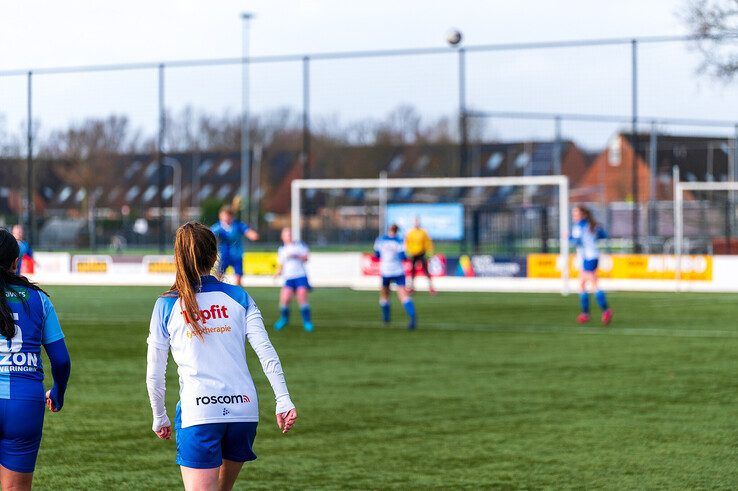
[
  {"left": 595, "top": 290, "right": 608, "bottom": 311},
  {"left": 280, "top": 305, "right": 290, "bottom": 321},
  {"left": 403, "top": 299, "right": 416, "bottom": 322},
  {"left": 300, "top": 304, "right": 312, "bottom": 324},
  {"left": 579, "top": 293, "right": 590, "bottom": 314},
  {"left": 380, "top": 300, "right": 390, "bottom": 323}
]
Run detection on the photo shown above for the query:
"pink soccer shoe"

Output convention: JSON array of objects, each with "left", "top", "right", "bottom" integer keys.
[
  {"left": 577, "top": 313, "right": 591, "bottom": 324},
  {"left": 601, "top": 309, "right": 613, "bottom": 326}
]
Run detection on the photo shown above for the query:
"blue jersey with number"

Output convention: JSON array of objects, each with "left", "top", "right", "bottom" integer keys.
[
  {"left": 0, "top": 286, "right": 64, "bottom": 401},
  {"left": 16, "top": 241, "right": 33, "bottom": 275},
  {"left": 211, "top": 221, "right": 250, "bottom": 261}
]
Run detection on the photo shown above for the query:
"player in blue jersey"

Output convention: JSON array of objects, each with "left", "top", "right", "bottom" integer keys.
[
  {"left": 274, "top": 228, "right": 313, "bottom": 332},
  {"left": 570, "top": 206, "right": 613, "bottom": 325},
  {"left": 147, "top": 222, "right": 296, "bottom": 491},
  {"left": 373, "top": 224, "right": 417, "bottom": 330},
  {"left": 0, "top": 228, "right": 70, "bottom": 490},
  {"left": 211, "top": 206, "right": 259, "bottom": 286},
  {"left": 12, "top": 225, "right": 33, "bottom": 276}
]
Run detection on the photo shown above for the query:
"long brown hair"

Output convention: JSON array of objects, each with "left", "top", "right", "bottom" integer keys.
[
  {"left": 0, "top": 229, "right": 48, "bottom": 340},
  {"left": 576, "top": 205, "right": 597, "bottom": 232},
  {"left": 166, "top": 222, "right": 218, "bottom": 340}
]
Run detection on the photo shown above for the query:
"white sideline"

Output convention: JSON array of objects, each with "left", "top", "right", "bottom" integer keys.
[{"left": 28, "top": 272, "right": 738, "bottom": 293}]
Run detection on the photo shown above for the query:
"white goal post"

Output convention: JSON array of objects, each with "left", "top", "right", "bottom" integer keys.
[
  {"left": 291, "top": 175, "right": 571, "bottom": 291},
  {"left": 673, "top": 166, "right": 738, "bottom": 284}
]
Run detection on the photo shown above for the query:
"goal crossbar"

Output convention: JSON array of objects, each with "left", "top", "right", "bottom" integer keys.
[{"left": 291, "top": 175, "right": 571, "bottom": 291}]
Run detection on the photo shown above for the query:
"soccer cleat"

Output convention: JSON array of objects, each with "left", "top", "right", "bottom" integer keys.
[
  {"left": 601, "top": 309, "right": 613, "bottom": 326},
  {"left": 303, "top": 321, "right": 314, "bottom": 333},
  {"left": 274, "top": 317, "right": 288, "bottom": 331},
  {"left": 576, "top": 313, "right": 591, "bottom": 324}
]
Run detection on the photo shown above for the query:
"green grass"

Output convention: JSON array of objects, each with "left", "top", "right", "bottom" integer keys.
[{"left": 30, "top": 286, "right": 738, "bottom": 489}]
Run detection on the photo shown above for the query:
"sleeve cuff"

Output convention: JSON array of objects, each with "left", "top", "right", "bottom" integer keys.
[{"left": 275, "top": 395, "right": 295, "bottom": 414}]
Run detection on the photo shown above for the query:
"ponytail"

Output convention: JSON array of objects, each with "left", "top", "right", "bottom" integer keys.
[
  {"left": 577, "top": 206, "right": 597, "bottom": 232},
  {"left": 166, "top": 222, "right": 218, "bottom": 341},
  {"left": 0, "top": 229, "right": 47, "bottom": 341}
]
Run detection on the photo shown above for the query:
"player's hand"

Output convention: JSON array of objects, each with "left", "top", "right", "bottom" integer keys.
[
  {"left": 276, "top": 408, "right": 297, "bottom": 434},
  {"left": 45, "top": 389, "right": 60, "bottom": 412},
  {"left": 155, "top": 426, "right": 172, "bottom": 440}
]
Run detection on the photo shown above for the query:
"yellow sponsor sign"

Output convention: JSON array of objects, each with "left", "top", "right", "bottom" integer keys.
[
  {"left": 72, "top": 255, "right": 112, "bottom": 273},
  {"left": 242, "top": 252, "right": 278, "bottom": 276},
  {"left": 76, "top": 261, "right": 108, "bottom": 273},
  {"left": 527, "top": 254, "right": 712, "bottom": 281},
  {"left": 148, "top": 261, "right": 176, "bottom": 274}
]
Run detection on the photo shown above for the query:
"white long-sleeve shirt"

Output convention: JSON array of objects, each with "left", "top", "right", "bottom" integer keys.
[{"left": 146, "top": 275, "right": 294, "bottom": 430}]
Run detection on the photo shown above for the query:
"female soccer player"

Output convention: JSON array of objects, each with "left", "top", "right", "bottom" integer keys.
[
  {"left": 211, "top": 206, "right": 259, "bottom": 286},
  {"left": 570, "top": 206, "right": 613, "bottom": 325},
  {"left": 146, "top": 222, "right": 297, "bottom": 491},
  {"left": 0, "top": 228, "right": 70, "bottom": 490},
  {"left": 274, "top": 228, "right": 313, "bottom": 332},
  {"left": 374, "top": 224, "right": 417, "bottom": 330}
]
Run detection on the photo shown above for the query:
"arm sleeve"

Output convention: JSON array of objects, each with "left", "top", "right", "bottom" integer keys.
[
  {"left": 373, "top": 238, "right": 381, "bottom": 258},
  {"left": 44, "top": 339, "right": 71, "bottom": 410},
  {"left": 244, "top": 302, "right": 295, "bottom": 414},
  {"left": 146, "top": 344, "right": 170, "bottom": 431},
  {"left": 40, "top": 292, "right": 65, "bottom": 345},
  {"left": 240, "top": 222, "right": 251, "bottom": 235},
  {"left": 596, "top": 227, "right": 608, "bottom": 240}
]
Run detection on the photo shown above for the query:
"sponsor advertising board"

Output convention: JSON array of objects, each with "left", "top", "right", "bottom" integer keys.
[
  {"left": 361, "top": 253, "right": 447, "bottom": 276},
  {"left": 385, "top": 203, "right": 464, "bottom": 240},
  {"left": 527, "top": 254, "right": 712, "bottom": 281}
]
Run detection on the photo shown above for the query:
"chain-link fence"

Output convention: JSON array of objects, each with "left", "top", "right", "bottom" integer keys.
[{"left": 1, "top": 35, "right": 738, "bottom": 253}]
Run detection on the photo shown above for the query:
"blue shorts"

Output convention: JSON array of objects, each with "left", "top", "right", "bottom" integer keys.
[
  {"left": 217, "top": 256, "right": 243, "bottom": 276},
  {"left": 582, "top": 259, "right": 599, "bottom": 272},
  {"left": 0, "top": 399, "right": 45, "bottom": 473},
  {"left": 174, "top": 403, "right": 257, "bottom": 469},
  {"left": 382, "top": 275, "right": 406, "bottom": 288},
  {"left": 284, "top": 276, "right": 311, "bottom": 291}
]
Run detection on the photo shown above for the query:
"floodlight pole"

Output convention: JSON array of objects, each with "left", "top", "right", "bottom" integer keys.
[
  {"left": 630, "top": 38, "right": 640, "bottom": 253},
  {"left": 157, "top": 63, "right": 166, "bottom": 253},
  {"left": 240, "top": 13, "right": 253, "bottom": 222}
]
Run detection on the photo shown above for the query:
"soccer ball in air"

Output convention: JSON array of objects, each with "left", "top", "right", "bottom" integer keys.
[{"left": 446, "top": 29, "right": 463, "bottom": 46}]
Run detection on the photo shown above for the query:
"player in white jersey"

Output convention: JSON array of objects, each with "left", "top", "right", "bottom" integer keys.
[
  {"left": 146, "top": 222, "right": 297, "bottom": 490},
  {"left": 373, "top": 224, "right": 417, "bottom": 330},
  {"left": 570, "top": 206, "right": 613, "bottom": 325},
  {"left": 274, "top": 228, "right": 313, "bottom": 332}
]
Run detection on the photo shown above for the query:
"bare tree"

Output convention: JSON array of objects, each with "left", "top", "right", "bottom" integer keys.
[
  {"left": 683, "top": 0, "right": 738, "bottom": 79},
  {"left": 40, "top": 115, "right": 138, "bottom": 246}
]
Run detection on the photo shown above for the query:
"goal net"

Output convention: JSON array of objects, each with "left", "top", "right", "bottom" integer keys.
[{"left": 290, "top": 176, "right": 571, "bottom": 291}]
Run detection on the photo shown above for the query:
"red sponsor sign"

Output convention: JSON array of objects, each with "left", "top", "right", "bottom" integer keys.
[{"left": 361, "top": 253, "right": 447, "bottom": 277}]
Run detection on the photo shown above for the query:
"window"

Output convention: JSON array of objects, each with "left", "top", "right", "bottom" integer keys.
[
  {"left": 143, "top": 185, "right": 158, "bottom": 203},
  {"left": 125, "top": 186, "right": 140, "bottom": 202},
  {"left": 217, "top": 160, "right": 233, "bottom": 176},
  {"left": 515, "top": 152, "right": 530, "bottom": 169},
  {"left": 162, "top": 185, "right": 174, "bottom": 201},
  {"left": 217, "top": 184, "right": 232, "bottom": 200},
  {"left": 487, "top": 152, "right": 503, "bottom": 171},
  {"left": 197, "top": 184, "right": 213, "bottom": 201},
  {"left": 388, "top": 155, "right": 403, "bottom": 173},
  {"left": 75, "top": 188, "right": 86, "bottom": 203},
  {"left": 58, "top": 187, "right": 72, "bottom": 203},
  {"left": 124, "top": 162, "right": 142, "bottom": 180},
  {"left": 198, "top": 160, "right": 213, "bottom": 176},
  {"left": 144, "top": 161, "right": 158, "bottom": 178}
]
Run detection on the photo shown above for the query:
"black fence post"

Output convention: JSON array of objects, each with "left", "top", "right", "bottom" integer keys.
[
  {"left": 26, "top": 71, "right": 34, "bottom": 247},
  {"left": 157, "top": 63, "right": 166, "bottom": 253},
  {"left": 302, "top": 56, "right": 311, "bottom": 180},
  {"left": 631, "top": 39, "right": 640, "bottom": 252},
  {"left": 458, "top": 47, "right": 468, "bottom": 178}
]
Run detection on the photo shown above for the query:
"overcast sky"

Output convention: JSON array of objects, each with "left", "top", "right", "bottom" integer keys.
[
  {"left": 0, "top": 0, "right": 686, "bottom": 68},
  {"left": 3, "top": 0, "right": 736, "bottom": 150}
]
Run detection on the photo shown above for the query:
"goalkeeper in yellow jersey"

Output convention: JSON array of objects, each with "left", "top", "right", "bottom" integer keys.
[{"left": 405, "top": 217, "right": 436, "bottom": 295}]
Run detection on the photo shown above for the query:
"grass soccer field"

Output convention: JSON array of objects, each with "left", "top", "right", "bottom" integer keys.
[{"left": 30, "top": 286, "right": 738, "bottom": 489}]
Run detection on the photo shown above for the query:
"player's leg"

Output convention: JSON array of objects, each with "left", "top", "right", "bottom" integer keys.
[
  {"left": 296, "top": 284, "right": 313, "bottom": 332},
  {"left": 218, "top": 421, "right": 257, "bottom": 490},
  {"left": 181, "top": 466, "right": 220, "bottom": 491},
  {"left": 379, "top": 279, "right": 391, "bottom": 323},
  {"left": 0, "top": 466, "right": 33, "bottom": 491},
  {"left": 395, "top": 277, "right": 416, "bottom": 330},
  {"left": 421, "top": 255, "right": 436, "bottom": 295},
  {"left": 577, "top": 266, "right": 592, "bottom": 324},
  {"left": 591, "top": 269, "right": 613, "bottom": 325},
  {"left": 0, "top": 399, "right": 43, "bottom": 491},
  {"left": 409, "top": 256, "right": 419, "bottom": 291},
  {"left": 275, "top": 286, "right": 293, "bottom": 331},
  {"left": 232, "top": 256, "right": 244, "bottom": 287}
]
